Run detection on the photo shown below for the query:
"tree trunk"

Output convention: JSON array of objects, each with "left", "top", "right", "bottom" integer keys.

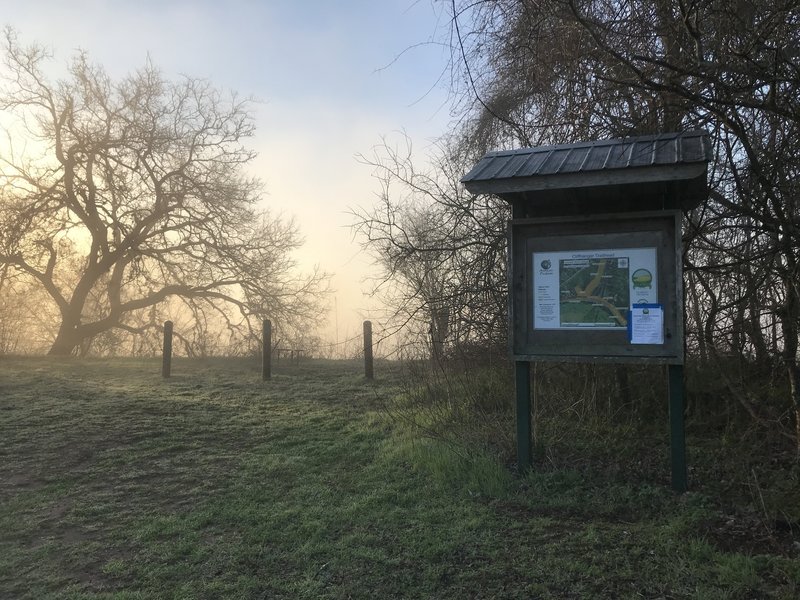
[
  {"left": 787, "top": 361, "right": 800, "bottom": 456},
  {"left": 748, "top": 293, "right": 769, "bottom": 367},
  {"left": 687, "top": 272, "right": 708, "bottom": 364},
  {"left": 47, "top": 318, "right": 83, "bottom": 356},
  {"left": 782, "top": 323, "right": 800, "bottom": 454},
  {"left": 429, "top": 305, "right": 450, "bottom": 365},
  {"left": 778, "top": 252, "right": 800, "bottom": 453}
]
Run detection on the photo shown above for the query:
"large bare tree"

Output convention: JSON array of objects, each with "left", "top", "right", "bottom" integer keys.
[{"left": 0, "top": 30, "right": 326, "bottom": 355}]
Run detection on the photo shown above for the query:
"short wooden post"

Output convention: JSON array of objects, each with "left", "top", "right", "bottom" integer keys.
[
  {"left": 262, "top": 319, "right": 272, "bottom": 381},
  {"left": 162, "top": 320, "right": 173, "bottom": 378},
  {"left": 363, "top": 320, "right": 374, "bottom": 380}
]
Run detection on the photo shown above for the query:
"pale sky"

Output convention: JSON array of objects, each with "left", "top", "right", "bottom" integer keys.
[{"left": 1, "top": 0, "right": 455, "bottom": 348}]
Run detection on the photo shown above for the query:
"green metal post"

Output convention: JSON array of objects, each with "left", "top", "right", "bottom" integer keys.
[
  {"left": 515, "top": 360, "right": 532, "bottom": 473},
  {"left": 668, "top": 363, "right": 687, "bottom": 492}
]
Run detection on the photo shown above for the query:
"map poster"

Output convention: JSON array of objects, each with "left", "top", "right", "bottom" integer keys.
[{"left": 532, "top": 248, "right": 658, "bottom": 330}]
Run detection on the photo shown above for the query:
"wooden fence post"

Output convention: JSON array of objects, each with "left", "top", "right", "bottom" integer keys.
[
  {"left": 262, "top": 319, "right": 272, "bottom": 381},
  {"left": 162, "top": 320, "right": 173, "bottom": 378},
  {"left": 363, "top": 320, "right": 374, "bottom": 380}
]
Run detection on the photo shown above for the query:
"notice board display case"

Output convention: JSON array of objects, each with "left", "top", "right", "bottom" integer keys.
[{"left": 509, "top": 210, "right": 683, "bottom": 363}]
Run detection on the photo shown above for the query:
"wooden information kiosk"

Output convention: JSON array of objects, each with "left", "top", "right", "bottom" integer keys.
[{"left": 462, "top": 131, "right": 711, "bottom": 492}]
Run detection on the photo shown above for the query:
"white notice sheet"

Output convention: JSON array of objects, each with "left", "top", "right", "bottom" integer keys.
[{"left": 630, "top": 304, "right": 664, "bottom": 344}]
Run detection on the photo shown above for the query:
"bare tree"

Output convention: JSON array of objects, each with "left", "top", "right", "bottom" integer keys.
[
  {"left": 0, "top": 30, "right": 327, "bottom": 356},
  {"left": 0, "top": 264, "right": 29, "bottom": 354},
  {"left": 354, "top": 134, "right": 508, "bottom": 361}
]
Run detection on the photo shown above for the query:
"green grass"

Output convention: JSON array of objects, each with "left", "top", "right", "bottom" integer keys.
[{"left": 1, "top": 357, "right": 798, "bottom": 599}]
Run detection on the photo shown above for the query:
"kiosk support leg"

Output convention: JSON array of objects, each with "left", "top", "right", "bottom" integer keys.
[
  {"left": 515, "top": 360, "right": 532, "bottom": 473},
  {"left": 668, "top": 364, "right": 688, "bottom": 492}
]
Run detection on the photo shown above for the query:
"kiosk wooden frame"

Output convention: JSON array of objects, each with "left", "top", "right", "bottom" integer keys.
[{"left": 462, "top": 131, "right": 711, "bottom": 492}]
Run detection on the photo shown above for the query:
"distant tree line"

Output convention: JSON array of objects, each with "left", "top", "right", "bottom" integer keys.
[{"left": 355, "top": 1, "right": 800, "bottom": 446}]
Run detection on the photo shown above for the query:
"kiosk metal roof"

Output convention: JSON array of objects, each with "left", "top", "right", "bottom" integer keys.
[{"left": 461, "top": 130, "right": 711, "bottom": 212}]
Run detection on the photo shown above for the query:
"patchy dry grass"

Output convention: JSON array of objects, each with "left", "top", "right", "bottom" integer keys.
[{"left": 1, "top": 356, "right": 798, "bottom": 599}]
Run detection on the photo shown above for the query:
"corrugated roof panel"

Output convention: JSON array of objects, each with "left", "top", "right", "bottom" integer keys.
[
  {"left": 681, "top": 134, "right": 708, "bottom": 162},
  {"left": 652, "top": 137, "right": 678, "bottom": 165},
  {"left": 460, "top": 155, "right": 493, "bottom": 182},
  {"left": 605, "top": 143, "right": 630, "bottom": 169},
  {"left": 495, "top": 151, "right": 535, "bottom": 179},
  {"left": 516, "top": 149, "right": 552, "bottom": 177},
  {"left": 538, "top": 148, "right": 569, "bottom": 174},
  {"left": 628, "top": 140, "right": 655, "bottom": 167},
  {"left": 554, "top": 148, "right": 576, "bottom": 173},
  {"left": 561, "top": 146, "right": 592, "bottom": 172},
  {"left": 581, "top": 144, "right": 613, "bottom": 171},
  {"left": 576, "top": 145, "right": 595, "bottom": 171},
  {"left": 466, "top": 154, "right": 506, "bottom": 181},
  {"left": 509, "top": 150, "right": 537, "bottom": 177},
  {"left": 482, "top": 154, "right": 515, "bottom": 180},
  {"left": 649, "top": 138, "right": 662, "bottom": 165}
]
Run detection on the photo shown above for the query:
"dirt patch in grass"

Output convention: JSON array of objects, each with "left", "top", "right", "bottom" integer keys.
[
  {"left": 489, "top": 497, "right": 633, "bottom": 526},
  {"left": 699, "top": 513, "right": 800, "bottom": 557}
]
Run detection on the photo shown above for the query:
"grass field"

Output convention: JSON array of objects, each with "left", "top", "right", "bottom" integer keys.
[{"left": 1, "top": 357, "right": 798, "bottom": 599}]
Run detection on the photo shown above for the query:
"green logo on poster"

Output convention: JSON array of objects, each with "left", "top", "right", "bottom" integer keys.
[{"left": 632, "top": 269, "right": 652, "bottom": 288}]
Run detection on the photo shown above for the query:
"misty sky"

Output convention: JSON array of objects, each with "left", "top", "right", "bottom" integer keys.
[{"left": 2, "top": 0, "right": 455, "bottom": 344}]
